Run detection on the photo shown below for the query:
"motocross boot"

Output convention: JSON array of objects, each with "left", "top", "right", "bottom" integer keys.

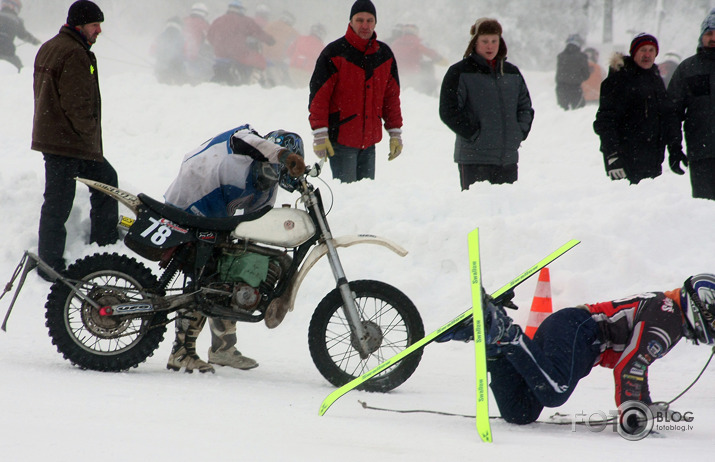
[
  {"left": 207, "top": 318, "right": 258, "bottom": 370},
  {"left": 167, "top": 311, "right": 215, "bottom": 373}
]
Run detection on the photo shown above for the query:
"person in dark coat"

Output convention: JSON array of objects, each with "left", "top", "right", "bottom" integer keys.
[
  {"left": 555, "top": 34, "right": 590, "bottom": 110},
  {"left": 439, "top": 17, "right": 534, "bottom": 189},
  {"left": 667, "top": 8, "right": 715, "bottom": 200},
  {"left": 31, "top": 1, "right": 118, "bottom": 281},
  {"left": 593, "top": 33, "right": 677, "bottom": 185},
  {"left": 0, "top": 0, "right": 40, "bottom": 72}
]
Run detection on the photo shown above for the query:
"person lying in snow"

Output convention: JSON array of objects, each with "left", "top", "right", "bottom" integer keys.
[{"left": 438, "top": 273, "right": 715, "bottom": 432}]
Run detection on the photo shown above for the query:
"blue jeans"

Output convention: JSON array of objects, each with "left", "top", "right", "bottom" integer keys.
[
  {"left": 488, "top": 307, "right": 602, "bottom": 424},
  {"left": 328, "top": 143, "right": 375, "bottom": 183}
]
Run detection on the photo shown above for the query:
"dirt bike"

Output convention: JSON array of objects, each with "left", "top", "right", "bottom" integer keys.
[{"left": 0, "top": 162, "right": 424, "bottom": 393}]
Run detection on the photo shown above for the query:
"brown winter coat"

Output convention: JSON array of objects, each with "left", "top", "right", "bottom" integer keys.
[{"left": 31, "top": 26, "right": 103, "bottom": 161}]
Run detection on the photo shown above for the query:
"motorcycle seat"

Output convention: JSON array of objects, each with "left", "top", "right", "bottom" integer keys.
[{"left": 137, "top": 194, "right": 271, "bottom": 232}]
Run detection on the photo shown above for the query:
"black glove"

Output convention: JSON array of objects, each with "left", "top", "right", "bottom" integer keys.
[
  {"left": 606, "top": 153, "right": 626, "bottom": 180},
  {"left": 668, "top": 147, "right": 688, "bottom": 175}
]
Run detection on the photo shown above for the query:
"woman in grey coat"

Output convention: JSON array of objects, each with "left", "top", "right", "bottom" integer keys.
[{"left": 439, "top": 18, "right": 534, "bottom": 190}]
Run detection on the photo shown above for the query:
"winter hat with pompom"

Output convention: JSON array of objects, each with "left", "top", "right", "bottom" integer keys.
[{"left": 629, "top": 33, "right": 659, "bottom": 57}]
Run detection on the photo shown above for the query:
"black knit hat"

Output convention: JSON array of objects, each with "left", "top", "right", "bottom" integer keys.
[
  {"left": 350, "top": 0, "right": 376, "bottom": 20},
  {"left": 629, "top": 33, "right": 659, "bottom": 57},
  {"left": 67, "top": 1, "right": 104, "bottom": 27}
]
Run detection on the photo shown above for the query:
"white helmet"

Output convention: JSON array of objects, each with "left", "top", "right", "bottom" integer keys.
[
  {"left": 191, "top": 3, "right": 209, "bottom": 19},
  {"left": 681, "top": 274, "right": 715, "bottom": 344}
]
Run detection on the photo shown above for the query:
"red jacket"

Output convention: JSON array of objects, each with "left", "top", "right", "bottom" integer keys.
[
  {"left": 183, "top": 14, "right": 209, "bottom": 60},
  {"left": 287, "top": 34, "right": 323, "bottom": 73},
  {"left": 587, "top": 291, "right": 684, "bottom": 406},
  {"left": 390, "top": 33, "right": 440, "bottom": 74},
  {"left": 207, "top": 11, "right": 274, "bottom": 70},
  {"left": 309, "top": 26, "right": 402, "bottom": 149}
]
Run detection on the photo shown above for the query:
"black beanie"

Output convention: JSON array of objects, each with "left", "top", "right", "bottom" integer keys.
[
  {"left": 350, "top": 0, "right": 376, "bottom": 20},
  {"left": 67, "top": 1, "right": 104, "bottom": 27}
]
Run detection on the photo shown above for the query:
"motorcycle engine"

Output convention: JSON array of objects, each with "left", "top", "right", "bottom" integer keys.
[{"left": 231, "top": 283, "right": 261, "bottom": 311}]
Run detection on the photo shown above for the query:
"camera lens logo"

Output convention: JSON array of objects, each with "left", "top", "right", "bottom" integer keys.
[{"left": 618, "top": 401, "right": 654, "bottom": 441}]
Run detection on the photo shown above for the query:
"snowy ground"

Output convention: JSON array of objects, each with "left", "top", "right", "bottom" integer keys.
[{"left": 2, "top": 28, "right": 715, "bottom": 461}]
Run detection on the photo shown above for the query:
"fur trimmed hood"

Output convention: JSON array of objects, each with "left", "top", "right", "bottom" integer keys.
[{"left": 608, "top": 52, "right": 625, "bottom": 71}]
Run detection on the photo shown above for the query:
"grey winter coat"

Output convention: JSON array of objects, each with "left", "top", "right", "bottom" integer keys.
[
  {"left": 439, "top": 52, "right": 534, "bottom": 165},
  {"left": 667, "top": 46, "right": 715, "bottom": 161}
]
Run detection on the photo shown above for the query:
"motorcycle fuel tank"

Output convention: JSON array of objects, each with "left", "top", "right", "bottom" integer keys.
[{"left": 232, "top": 207, "right": 316, "bottom": 247}]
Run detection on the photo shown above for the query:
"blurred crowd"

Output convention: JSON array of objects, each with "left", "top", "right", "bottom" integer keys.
[{"left": 150, "top": 1, "right": 446, "bottom": 93}]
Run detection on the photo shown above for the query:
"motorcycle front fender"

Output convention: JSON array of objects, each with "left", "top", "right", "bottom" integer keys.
[{"left": 283, "top": 234, "right": 408, "bottom": 313}]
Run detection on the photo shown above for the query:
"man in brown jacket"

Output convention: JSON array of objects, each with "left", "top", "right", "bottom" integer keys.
[{"left": 31, "top": 0, "right": 117, "bottom": 281}]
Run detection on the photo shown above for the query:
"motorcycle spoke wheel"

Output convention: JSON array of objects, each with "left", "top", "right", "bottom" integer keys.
[
  {"left": 45, "top": 253, "right": 167, "bottom": 371},
  {"left": 309, "top": 280, "right": 424, "bottom": 392}
]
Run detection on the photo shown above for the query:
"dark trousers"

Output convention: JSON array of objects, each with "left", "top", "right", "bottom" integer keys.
[
  {"left": 459, "top": 163, "right": 518, "bottom": 190},
  {"left": 38, "top": 153, "right": 119, "bottom": 270},
  {"left": 488, "top": 308, "right": 601, "bottom": 424},
  {"left": 328, "top": 143, "right": 376, "bottom": 183},
  {"left": 689, "top": 158, "right": 715, "bottom": 200},
  {"left": 556, "top": 84, "right": 585, "bottom": 110}
]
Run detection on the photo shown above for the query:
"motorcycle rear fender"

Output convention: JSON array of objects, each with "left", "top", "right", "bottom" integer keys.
[
  {"left": 283, "top": 234, "right": 408, "bottom": 312},
  {"left": 75, "top": 177, "right": 141, "bottom": 215}
]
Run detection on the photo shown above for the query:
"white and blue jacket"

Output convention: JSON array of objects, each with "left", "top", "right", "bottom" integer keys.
[{"left": 164, "top": 124, "right": 285, "bottom": 217}]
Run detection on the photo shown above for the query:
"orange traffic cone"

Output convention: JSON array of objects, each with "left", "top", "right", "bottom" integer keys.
[{"left": 524, "top": 268, "right": 553, "bottom": 339}]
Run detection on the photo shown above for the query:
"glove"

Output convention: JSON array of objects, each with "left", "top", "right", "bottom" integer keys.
[
  {"left": 284, "top": 152, "right": 305, "bottom": 178},
  {"left": 606, "top": 153, "right": 626, "bottom": 180},
  {"left": 668, "top": 147, "right": 688, "bottom": 175},
  {"left": 312, "top": 128, "right": 334, "bottom": 159},
  {"left": 388, "top": 129, "right": 402, "bottom": 161}
]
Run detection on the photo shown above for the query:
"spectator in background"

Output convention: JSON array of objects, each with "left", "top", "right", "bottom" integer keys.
[
  {"left": 0, "top": 0, "right": 40, "bottom": 72},
  {"left": 439, "top": 17, "right": 534, "bottom": 190},
  {"left": 390, "top": 23, "right": 447, "bottom": 96},
  {"left": 555, "top": 34, "right": 590, "bottom": 110},
  {"left": 668, "top": 8, "right": 715, "bottom": 200},
  {"left": 182, "top": 2, "right": 213, "bottom": 83},
  {"left": 207, "top": 1, "right": 275, "bottom": 85},
  {"left": 593, "top": 33, "right": 676, "bottom": 185},
  {"left": 32, "top": 1, "right": 118, "bottom": 281},
  {"left": 287, "top": 23, "right": 325, "bottom": 87},
  {"left": 152, "top": 16, "right": 186, "bottom": 84},
  {"left": 309, "top": 0, "right": 403, "bottom": 183},
  {"left": 657, "top": 52, "right": 680, "bottom": 88},
  {"left": 253, "top": 3, "right": 269, "bottom": 28},
  {"left": 581, "top": 47, "right": 603, "bottom": 103},
  {"left": 263, "top": 10, "right": 299, "bottom": 86}
]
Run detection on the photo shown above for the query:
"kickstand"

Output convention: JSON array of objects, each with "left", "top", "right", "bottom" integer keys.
[{"left": 1, "top": 252, "right": 40, "bottom": 332}]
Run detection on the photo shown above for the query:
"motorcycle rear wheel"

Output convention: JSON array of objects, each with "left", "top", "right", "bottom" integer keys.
[
  {"left": 45, "top": 253, "right": 167, "bottom": 372},
  {"left": 308, "top": 280, "right": 424, "bottom": 392}
]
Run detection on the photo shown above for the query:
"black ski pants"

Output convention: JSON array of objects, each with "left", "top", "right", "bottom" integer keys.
[{"left": 38, "top": 153, "right": 119, "bottom": 270}]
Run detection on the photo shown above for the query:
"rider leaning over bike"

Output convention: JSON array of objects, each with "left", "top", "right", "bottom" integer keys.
[{"left": 163, "top": 124, "right": 305, "bottom": 373}]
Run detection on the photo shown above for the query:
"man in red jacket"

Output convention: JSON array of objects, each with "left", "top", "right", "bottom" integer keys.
[{"left": 308, "top": 0, "right": 403, "bottom": 183}]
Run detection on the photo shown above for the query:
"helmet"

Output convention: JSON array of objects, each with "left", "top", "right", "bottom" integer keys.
[
  {"left": 191, "top": 2, "right": 209, "bottom": 19},
  {"left": 310, "top": 23, "right": 327, "bottom": 41},
  {"left": 2, "top": 0, "right": 21, "bottom": 13},
  {"left": 265, "top": 130, "right": 304, "bottom": 192},
  {"left": 681, "top": 274, "right": 715, "bottom": 344},
  {"left": 264, "top": 130, "right": 304, "bottom": 158}
]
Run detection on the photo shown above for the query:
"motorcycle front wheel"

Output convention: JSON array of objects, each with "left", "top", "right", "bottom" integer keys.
[
  {"left": 308, "top": 280, "right": 424, "bottom": 392},
  {"left": 45, "top": 253, "right": 167, "bottom": 372}
]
